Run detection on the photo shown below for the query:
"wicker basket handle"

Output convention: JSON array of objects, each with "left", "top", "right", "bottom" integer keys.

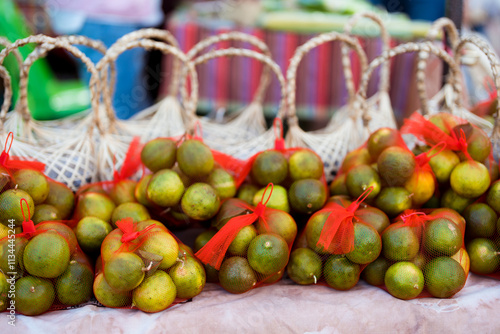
[
  {"left": 180, "top": 47, "right": 286, "bottom": 132},
  {"left": 416, "top": 18, "right": 460, "bottom": 115},
  {"left": 0, "top": 66, "right": 13, "bottom": 132},
  {"left": 96, "top": 39, "right": 197, "bottom": 133},
  {"left": 0, "top": 35, "right": 101, "bottom": 130},
  {"left": 358, "top": 42, "right": 462, "bottom": 125},
  {"left": 342, "top": 12, "right": 391, "bottom": 95},
  {"left": 187, "top": 32, "right": 272, "bottom": 104},
  {"left": 17, "top": 36, "right": 109, "bottom": 123},
  {"left": 0, "top": 37, "right": 23, "bottom": 71},
  {"left": 286, "top": 31, "right": 368, "bottom": 127}
]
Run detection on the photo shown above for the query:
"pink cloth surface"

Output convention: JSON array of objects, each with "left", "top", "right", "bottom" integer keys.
[{"left": 9, "top": 273, "right": 500, "bottom": 333}]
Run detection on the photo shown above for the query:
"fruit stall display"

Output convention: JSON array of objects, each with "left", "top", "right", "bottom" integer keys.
[{"left": 1, "top": 12, "right": 500, "bottom": 333}]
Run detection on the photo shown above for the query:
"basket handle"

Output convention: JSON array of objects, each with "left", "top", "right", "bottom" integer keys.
[
  {"left": 342, "top": 12, "right": 391, "bottom": 95},
  {"left": 0, "top": 66, "right": 13, "bottom": 132},
  {"left": 286, "top": 31, "right": 368, "bottom": 127},
  {"left": 416, "top": 18, "right": 460, "bottom": 115},
  {"left": 358, "top": 42, "right": 462, "bottom": 125},
  {"left": 0, "top": 37, "right": 23, "bottom": 72},
  {"left": 95, "top": 39, "right": 198, "bottom": 134},
  {"left": 0, "top": 35, "right": 101, "bottom": 131},
  {"left": 17, "top": 35, "right": 110, "bottom": 123},
  {"left": 101, "top": 28, "right": 181, "bottom": 116},
  {"left": 179, "top": 47, "right": 286, "bottom": 134},
  {"left": 187, "top": 31, "right": 272, "bottom": 105}
]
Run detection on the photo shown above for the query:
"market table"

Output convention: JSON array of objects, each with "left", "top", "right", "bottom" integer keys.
[{"left": 11, "top": 273, "right": 500, "bottom": 333}]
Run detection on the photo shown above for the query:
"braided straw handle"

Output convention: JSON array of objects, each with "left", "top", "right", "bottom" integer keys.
[
  {"left": 0, "top": 35, "right": 101, "bottom": 129},
  {"left": 17, "top": 35, "right": 110, "bottom": 122},
  {"left": 100, "top": 29, "right": 181, "bottom": 122},
  {"left": 96, "top": 39, "right": 198, "bottom": 133},
  {"left": 455, "top": 35, "right": 500, "bottom": 152},
  {"left": 0, "top": 37, "right": 23, "bottom": 71},
  {"left": 187, "top": 32, "right": 272, "bottom": 105},
  {"left": 287, "top": 31, "right": 368, "bottom": 127},
  {"left": 180, "top": 47, "right": 286, "bottom": 132},
  {"left": 342, "top": 12, "right": 391, "bottom": 96},
  {"left": 416, "top": 18, "right": 460, "bottom": 115},
  {"left": 358, "top": 42, "right": 462, "bottom": 124},
  {"left": 0, "top": 66, "right": 12, "bottom": 131}
]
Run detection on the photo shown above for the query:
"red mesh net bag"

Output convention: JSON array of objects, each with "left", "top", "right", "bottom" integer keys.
[
  {"left": 95, "top": 217, "right": 205, "bottom": 312},
  {"left": 287, "top": 187, "right": 382, "bottom": 290},
  {"left": 0, "top": 199, "right": 94, "bottom": 315},
  {"left": 195, "top": 184, "right": 297, "bottom": 293},
  {"left": 134, "top": 125, "right": 248, "bottom": 230},
  {"left": 234, "top": 119, "right": 329, "bottom": 218},
  {"left": 362, "top": 209, "right": 469, "bottom": 299}
]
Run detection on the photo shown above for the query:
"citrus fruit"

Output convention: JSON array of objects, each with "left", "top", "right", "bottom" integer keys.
[
  {"left": 289, "top": 179, "right": 327, "bottom": 214},
  {"left": 168, "top": 256, "right": 206, "bottom": 299},
  {"left": 104, "top": 252, "right": 145, "bottom": 291},
  {"left": 0, "top": 237, "right": 28, "bottom": 279},
  {"left": 462, "top": 203, "right": 497, "bottom": 239},
  {"left": 111, "top": 202, "right": 151, "bottom": 227},
  {"left": 346, "top": 222, "right": 382, "bottom": 264},
  {"left": 255, "top": 209, "right": 297, "bottom": 247},
  {"left": 341, "top": 147, "right": 371, "bottom": 172},
  {"left": 423, "top": 218, "right": 462, "bottom": 256},
  {"left": 138, "top": 228, "right": 179, "bottom": 270},
  {"left": 450, "top": 161, "right": 490, "bottom": 198},
  {"left": 486, "top": 180, "right": 500, "bottom": 214},
  {"left": 287, "top": 247, "right": 322, "bottom": 285},
  {"left": 212, "top": 198, "right": 248, "bottom": 230},
  {"left": 440, "top": 188, "right": 475, "bottom": 214},
  {"left": 375, "top": 187, "right": 412, "bottom": 217},
  {"left": 454, "top": 123, "right": 491, "bottom": 162},
  {"left": 323, "top": 256, "right": 360, "bottom": 290},
  {"left": 135, "top": 174, "right": 153, "bottom": 207},
  {"left": 0, "top": 223, "right": 8, "bottom": 240},
  {"left": 252, "top": 185, "right": 289, "bottom": 212},
  {"left": 260, "top": 269, "right": 284, "bottom": 284},
  {"left": 228, "top": 225, "right": 257, "bottom": 256},
  {"left": 177, "top": 139, "right": 214, "bottom": 178},
  {"left": 247, "top": 233, "right": 289, "bottom": 275},
  {"left": 204, "top": 264, "right": 219, "bottom": 283},
  {"left": 237, "top": 184, "right": 259, "bottom": 205},
  {"left": 345, "top": 165, "right": 381, "bottom": 200},
  {"left": 141, "top": 138, "right": 177, "bottom": 172},
  {"left": 74, "top": 192, "right": 116, "bottom": 223},
  {"left": 219, "top": 256, "right": 257, "bottom": 293},
  {"left": 381, "top": 222, "right": 420, "bottom": 261},
  {"left": 109, "top": 180, "right": 137, "bottom": 205},
  {"left": 13, "top": 169, "right": 49, "bottom": 204},
  {"left": 485, "top": 158, "right": 499, "bottom": 182},
  {"left": 327, "top": 195, "right": 352, "bottom": 207},
  {"left": 14, "top": 276, "right": 54, "bottom": 316},
  {"left": 0, "top": 189, "right": 34, "bottom": 227},
  {"left": 451, "top": 248, "right": 470, "bottom": 276},
  {"left": 424, "top": 256, "right": 466, "bottom": 298},
  {"left": 75, "top": 216, "right": 113, "bottom": 254},
  {"left": 428, "top": 149, "right": 460, "bottom": 184},
  {"left": 93, "top": 272, "right": 132, "bottom": 307},
  {"left": 288, "top": 149, "right": 323, "bottom": 180},
  {"left": 0, "top": 272, "right": 7, "bottom": 312},
  {"left": 147, "top": 169, "right": 185, "bottom": 207},
  {"left": 100, "top": 229, "right": 124, "bottom": 263},
  {"left": 361, "top": 256, "right": 391, "bottom": 286},
  {"left": 428, "top": 113, "right": 459, "bottom": 134},
  {"left": 404, "top": 169, "right": 435, "bottom": 206},
  {"left": 137, "top": 219, "right": 167, "bottom": 232},
  {"left": 305, "top": 212, "right": 331, "bottom": 254},
  {"left": 384, "top": 262, "right": 424, "bottom": 300},
  {"left": 355, "top": 206, "right": 390, "bottom": 234},
  {"left": 377, "top": 146, "right": 416, "bottom": 186},
  {"left": 132, "top": 270, "right": 177, "bottom": 312},
  {"left": 466, "top": 238, "right": 500, "bottom": 274},
  {"left": 181, "top": 183, "right": 220, "bottom": 220},
  {"left": 56, "top": 259, "right": 93, "bottom": 305},
  {"left": 329, "top": 173, "right": 349, "bottom": 196},
  {"left": 32, "top": 204, "right": 61, "bottom": 224},
  {"left": 251, "top": 150, "right": 288, "bottom": 186},
  {"left": 367, "top": 127, "right": 402, "bottom": 160},
  {"left": 35, "top": 221, "right": 79, "bottom": 253},
  {"left": 411, "top": 252, "right": 427, "bottom": 269},
  {"left": 23, "top": 230, "right": 71, "bottom": 278},
  {"left": 208, "top": 168, "right": 236, "bottom": 199},
  {"left": 194, "top": 229, "right": 217, "bottom": 253},
  {"left": 430, "top": 208, "right": 466, "bottom": 234}
]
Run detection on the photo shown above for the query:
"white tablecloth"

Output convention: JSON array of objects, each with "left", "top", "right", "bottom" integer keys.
[{"left": 8, "top": 273, "right": 500, "bottom": 334}]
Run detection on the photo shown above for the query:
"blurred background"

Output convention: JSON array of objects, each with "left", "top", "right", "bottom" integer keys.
[{"left": 1, "top": 0, "right": 499, "bottom": 126}]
